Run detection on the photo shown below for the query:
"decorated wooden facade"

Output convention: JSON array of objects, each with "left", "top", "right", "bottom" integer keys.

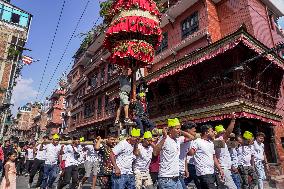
[{"left": 146, "top": 27, "right": 284, "bottom": 169}]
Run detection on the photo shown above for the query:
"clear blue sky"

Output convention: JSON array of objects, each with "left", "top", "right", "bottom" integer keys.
[
  {"left": 9, "top": 0, "right": 284, "bottom": 114},
  {"left": 10, "top": 0, "right": 102, "bottom": 113}
]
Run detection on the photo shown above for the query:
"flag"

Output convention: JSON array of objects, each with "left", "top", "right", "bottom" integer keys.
[{"left": 22, "top": 55, "right": 33, "bottom": 65}]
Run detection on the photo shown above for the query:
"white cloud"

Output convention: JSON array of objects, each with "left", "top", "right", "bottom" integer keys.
[{"left": 11, "top": 77, "right": 39, "bottom": 115}]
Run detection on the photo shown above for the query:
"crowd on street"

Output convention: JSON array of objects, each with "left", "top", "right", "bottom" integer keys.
[{"left": 0, "top": 115, "right": 269, "bottom": 189}]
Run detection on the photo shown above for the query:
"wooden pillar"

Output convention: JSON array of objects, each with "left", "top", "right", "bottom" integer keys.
[{"left": 269, "top": 125, "right": 279, "bottom": 163}]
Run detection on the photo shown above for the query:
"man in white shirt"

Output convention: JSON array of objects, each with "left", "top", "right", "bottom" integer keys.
[
  {"left": 228, "top": 134, "right": 241, "bottom": 189},
  {"left": 214, "top": 118, "right": 237, "bottom": 189},
  {"left": 41, "top": 134, "right": 62, "bottom": 189},
  {"left": 58, "top": 137, "right": 81, "bottom": 189},
  {"left": 29, "top": 136, "right": 48, "bottom": 188},
  {"left": 179, "top": 122, "right": 197, "bottom": 189},
  {"left": 254, "top": 132, "right": 267, "bottom": 189},
  {"left": 188, "top": 124, "right": 224, "bottom": 189},
  {"left": 153, "top": 118, "right": 195, "bottom": 189},
  {"left": 77, "top": 137, "right": 87, "bottom": 185},
  {"left": 133, "top": 131, "right": 155, "bottom": 189},
  {"left": 79, "top": 136, "right": 100, "bottom": 189},
  {"left": 237, "top": 131, "right": 258, "bottom": 189},
  {"left": 110, "top": 128, "right": 141, "bottom": 189},
  {"left": 25, "top": 143, "right": 35, "bottom": 176}
]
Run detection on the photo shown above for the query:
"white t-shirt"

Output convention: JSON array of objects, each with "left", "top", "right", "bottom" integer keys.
[
  {"left": 191, "top": 138, "right": 215, "bottom": 176},
  {"left": 26, "top": 148, "right": 34, "bottom": 160},
  {"left": 85, "top": 145, "right": 98, "bottom": 162},
  {"left": 159, "top": 136, "right": 184, "bottom": 177},
  {"left": 253, "top": 141, "right": 264, "bottom": 162},
  {"left": 237, "top": 145, "right": 255, "bottom": 166},
  {"left": 134, "top": 144, "right": 153, "bottom": 172},
  {"left": 179, "top": 138, "right": 191, "bottom": 174},
  {"left": 35, "top": 144, "right": 46, "bottom": 161},
  {"left": 44, "top": 143, "right": 61, "bottom": 165},
  {"left": 215, "top": 136, "right": 232, "bottom": 169},
  {"left": 77, "top": 145, "right": 86, "bottom": 164},
  {"left": 63, "top": 145, "right": 79, "bottom": 167},
  {"left": 112, "top": 140, "right": 135, "bottom": 174}
]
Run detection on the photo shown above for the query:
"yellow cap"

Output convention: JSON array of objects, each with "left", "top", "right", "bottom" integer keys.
[
  {"left": 53, "top": 134, "right": 60, "bottom": 140},
  {"left": 215, "top": 125, "right": 225, "bottom": 133},
  {"left": 243, "top": 131, "right": 253, "bottom": 140},
  {"left": 168, "top": 118, "right": 180, "bottom": 127},
  {"left": 139, "top": 92, "right": 146, "bottom": 97},
  {"left": 143, "top": 131, "right": 152, "bottom": 139},
  {"left": 131, "top": 128, "right": 141, "bottom": 137},
  {"left": 80, "top": 137, "right": 85, "bottom": 142}
]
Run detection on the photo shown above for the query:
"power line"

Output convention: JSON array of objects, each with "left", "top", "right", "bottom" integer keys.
[
  {"left": 40, "top": 0, "right": 91, "bottom": 100},
  {"left": 45, "top": 17, "right": 102, "bottom": 100},
  {"left": 35, "top": 0, "right": 67, "bottom": 100}
]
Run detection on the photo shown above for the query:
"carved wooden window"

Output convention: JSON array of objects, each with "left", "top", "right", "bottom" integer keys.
[
  {"left": 281, "top": 137, "right": 284, "bottom": 148},
  {"left": 84, "top": 100, "right": 94, "bottom": 118},
  {"left": 101, "top": 66, "right": 105, "bottom": 83},
  {"left": 156, "top": 32, "right": 168, "bottom": 54},
  {"left": 90, "top": 73, "right": 97, "bottom": 88},
  {"left": 97, "top": 96, "right": 102, "bottom": 117},
  {"left": 280, "top": 50, "right": 284, "bottom": 59},
  {"left": 181, "top": 11, "right": 199, "bottom": 39},
  {"left": 105, "top": 95, "right": 109, "bottom": 116}
]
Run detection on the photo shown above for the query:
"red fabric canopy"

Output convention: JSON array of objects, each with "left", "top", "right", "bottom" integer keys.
[
  {"left": 103, "top": 0, "right": 162, "bottom": 67},
  {"left": 111, "top": 0, "right": 161, "bottom": 18},
  {"left": 104, "top": 16, "right": 162, "bottom": 50},
  {"left": 108, "top": 40, "right": 154, "bottom": 66}
]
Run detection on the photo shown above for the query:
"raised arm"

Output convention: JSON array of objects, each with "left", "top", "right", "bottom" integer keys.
[
  {"left": 223, "top": 118, "right": 236, "bottom": 141},
  {"left": 153, "top": 128, "right": 167, "bottom": 156},
  {"left": 94, "top": 136, "right": 102, "bottom": 151},
  {"left": 181, "top": 130, "right": 195, "bottom": 141}
]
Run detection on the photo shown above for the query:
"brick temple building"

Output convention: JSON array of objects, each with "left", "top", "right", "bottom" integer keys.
[
  {"left": 45, "top": 80, "right": 66, "bottom": 135},
  {"left": 29, "top": 110, "right": 47, "bottom": 140},
  {"left": 13, "top": 102, "right": 42, "bottom": 141},
  {"left": 66, "top": 0, "right": 284, "bottom": 177}
]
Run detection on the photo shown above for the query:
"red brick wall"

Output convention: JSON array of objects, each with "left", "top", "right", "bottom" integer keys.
[
  {"left": 165, "top": 1, "right": 207, "bottom": 48},
  {"left": 0, "top": 63, "right": 12, "bottom": 102},
  {"left": 206, "top": 0, "right": 222, "bottom": 42},
  {"left": 151, "top": 1, "right": 208, "bottom": 72},
  {"left": 248, "top": 0, "right": 274, "bottom": 48},
  {"left": 217, "top": 0, "right": 254, "bottom": 37}
]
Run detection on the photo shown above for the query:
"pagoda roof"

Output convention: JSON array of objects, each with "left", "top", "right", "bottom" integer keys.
[
  {"left": 151, "top": 100, "right": 283, "bottom": 127},
  {"left": 50, "top": 89, "right": 65, "bottom": 99}
]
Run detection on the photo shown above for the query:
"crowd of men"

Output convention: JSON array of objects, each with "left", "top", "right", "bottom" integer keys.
[{"left": 0, "top": 115, "right": 269, "bottom": 189}]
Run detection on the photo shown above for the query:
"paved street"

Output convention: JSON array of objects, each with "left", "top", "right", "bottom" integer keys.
[
  {"left": 16, "top": 174, "right": 101, "bottom": 189},
  {"left": 14, "top": 175, "right": 279, "bottom": 189}
]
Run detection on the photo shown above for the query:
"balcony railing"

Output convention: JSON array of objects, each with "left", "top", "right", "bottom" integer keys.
[
  {"left": 83, "top": 77, "right": 119, "bottom": 100},
  {"left": 149, "top": 82, "right": 279, "bottom": 118}
]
